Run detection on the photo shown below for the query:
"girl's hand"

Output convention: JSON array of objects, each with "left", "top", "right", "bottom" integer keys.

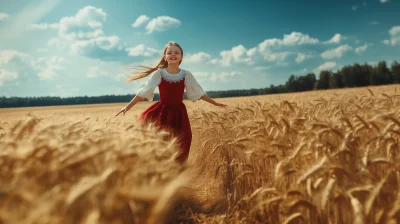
[
  {"left": 115, "top": 106, "right": 128, "bottom": 117},
  {"left": 214, "top": 102, "right": 227, "bottom": 108}
]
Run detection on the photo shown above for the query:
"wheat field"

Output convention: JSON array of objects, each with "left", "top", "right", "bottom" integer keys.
[{"left": 1, "top": 84, "right": 400, "bottom": 224}]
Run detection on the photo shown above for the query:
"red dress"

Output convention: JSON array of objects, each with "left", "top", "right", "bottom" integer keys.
[{"left": 137, "top": 69, "right": 203, "bottom": 164}]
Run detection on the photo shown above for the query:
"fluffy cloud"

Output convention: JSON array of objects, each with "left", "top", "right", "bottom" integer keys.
[
  {"left": 0, "top": 13, "right": 9, "bottom": 21},
  {"left": 355, "top": 44, "right": 368, "bottom": 54},
  {"left": 191, "top": 71, "right": 240, "bottom": 82},
  {"left": 40, "top": 6, "right": 163, "bottom": 62},
  {"left": 126, "top": 44, "right": 159, "bottom": 57},
  {"left": 31, "top": 6, "right": 106, "bottom": 40},
  {"left": 145, "top": 16, "right": 181, "bottom": 34},
  {"left": 87, "top": 66, "right": 107, "bottom": 78},
  {"left": 183, "top": 52, "right": 211, "bottom": 64},
  {"left": 0, "top": 50, "right": 28, "bottom": 64},
  {"left": 256, "top": 32, "right": 341, "bottom": 64},
  {"left": 0, "top": 50, "right": 66, "bottom": 83},
  {"left": 383, "top": 26, "right": 400, "bottom": 46},
  {"left": 258, "top": 32, "right": 320, "bottom": 52},
  {"left": 132, "top": 15, "right": 149, "bottom": 28},
  {"left": 213, "top": 45, "right": 256, "bottom": 66},
  {"left": 210, "top": 32, "right": 343, "bottom": 67},
  {"left": 380, "top": 0, "right": 390, "bottom": 3},
  {"left": 69, "top": 36, "right": 128, "bottom": 61},
  {"left": 320, "top": 44, "right": 352, "bottom": 59},
  {"left": 314, "top": 61, "right": 337, "bottom": 73},
  {"left": 28, "top": 23, "right": 59, "bottom": 30},
  {"left": 31, "top": 56, "right": 67, "bottom": 80},
  {"left": 324, "top": 34, "right": 342, "bottom": 44},
  {"left": 58, "top": 6, "right": 106, "bottom": 40},
  {"left": 296, "top": 53, "right": 313, "bottom": 63},
  {"left": 0, "top": 69, "right": 18, "bottom": 86},
  {"left": 262, "top": 51, "right": 291, "bottom": 63}
]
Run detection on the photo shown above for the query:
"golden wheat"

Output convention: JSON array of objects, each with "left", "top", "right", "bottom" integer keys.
[{"left": 1, "top": 84, "right": 400, "bottom": 223}]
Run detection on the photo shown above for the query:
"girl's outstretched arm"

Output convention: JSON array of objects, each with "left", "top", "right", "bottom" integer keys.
[
  {"left": 200, "top": 95, "right": 227, "bottom": 108},
  {"left": 115, "top": 70, "right": 161, "bottom": 117},
  {"left": 115, "top": 95, "right": 144, "bottom": 117}
]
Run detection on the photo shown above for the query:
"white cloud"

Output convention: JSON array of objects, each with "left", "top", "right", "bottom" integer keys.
[
  {"left": 281, "top": 32, "right": 320, "bottom": 45},
  {"left": 314, "top": 61, "right": 337, "bottom": 73},
  {"left": 32, "top": 56, "right": 67, "bottom": 80},
  {"left": 324, "top": 33, "right": 342, "bottom": 44},
  {"left": 132, "top": 15, "right": 149, "bottom": 28},
  {"left": 145, "top": 16, "right": 181, "bottom": 34},
  {"left": 296, "top": 53, "right": 313, "bottom": 63},
  {"left": 57, "top": 6, "right": 106, "bottom": 40},
  {"left": 0, "top": 50, "right": 28, "bottom": 64},
  {"left": 48, "top": 37, "right": 70, "bottom": 50},
  {"left": 126, "top": 44, "right": 159, "bottom": 57},
  {"left": 258, "top": 32, "right": 320, "bottom": 52},
  {"left": 355, "top": 44, "right": 368, "bottom": 54},
  {"left": 192, "top": 72, "right": 209, "bottom": 79},
  {"left": 87, "top": 66, "right": 107, "bottom": 78},
  {"left": 184, "top": 52, "right": 211, "bottom": 64},
  {"left": 256, "top": 32, "right": 340, "bottom": 64},
  {"left": 28, "top": 23, "right": 59, "bottom": 30},
  {"left": 247, "top": 47, "right": 257, "bottom": 57},
  {"left": 262, "top": 51, "right": 291, "bottom": 63},
  {"left": 389, "top": 26, "right": 400, "bottom": 36},
  {"left": 385, "top": 26, "right": 400, "bottom": 46},
  {"left": 320, "top": 44, "right": 352, "bottom": 59},
  {"left": 0, "top": 13, "right": 10, "bottom": 21},
  {"left": 370, "top": 21, "right": 379, "bottom": 25},
  {"left": 69, "top": 36, "right": 127, "bottom": 61},
  {"left": 380, "top": 0, "right": 390, "bottom": 3},
  {"left": 0, "top": 69, "right": 18, "bottom": 86},
  {"left": 190, "top": 71, "right": 240, "bottom": 82},
  {"left": 214, "top": 44, "right": 256, "bottom": 66},
  {"left": 254, "top": 66, "right": 270, "bottom": 71},
  {"left": 210, "top": 72, "right": 240, "bottom": 81}
]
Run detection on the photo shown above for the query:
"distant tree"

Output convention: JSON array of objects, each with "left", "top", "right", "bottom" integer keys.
[
  {"left": 391, "top": 61, "right": 400, "bottom": 83},
  {"left": 286, "top": 75, "right": 298, "bottom": 92},
  {"left": 317, "top": 70, "right": 331, "bottom": 90},
  {"left": 359, "top": 63, "right": 372, "bottom": 86},
  {"left": 372, "top": 61, "right": 392, "bottom": 85},
  {"left": 341, "top": 65, "right": 356, "bottom": 87},
  {"left": 329, "top": 71, "right": 343, "bottom": 88},
  {"left": 302, "top": 73, "right": 316, "bottom": 91}
]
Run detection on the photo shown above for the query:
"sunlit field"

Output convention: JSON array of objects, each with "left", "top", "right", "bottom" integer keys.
[{"left": 1, "top": 84, "right": 400, "bottom": 223}]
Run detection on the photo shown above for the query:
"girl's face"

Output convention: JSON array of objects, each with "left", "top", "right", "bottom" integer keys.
[{"left": 164, "top": 45, "right": 182, "bottom": 65}]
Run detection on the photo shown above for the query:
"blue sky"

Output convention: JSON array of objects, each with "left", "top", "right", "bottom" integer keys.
[{"left": 0, "top": 0, "right": 399, "bottom": 97}]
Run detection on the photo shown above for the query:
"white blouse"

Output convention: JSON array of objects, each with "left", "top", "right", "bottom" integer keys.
[{"left": 135, "top": 68, "right": 206, "bottom": 102}]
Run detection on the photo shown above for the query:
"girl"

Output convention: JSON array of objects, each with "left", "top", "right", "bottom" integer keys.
[{"left": 115, "top": 41, "right": 227, "bottom": 164}]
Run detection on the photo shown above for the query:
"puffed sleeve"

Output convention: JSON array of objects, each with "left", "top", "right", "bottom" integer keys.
[
  {"left": 135, "top": 70, "right": 161, "bottom": 101},
  {"left": 184, "top": 70, "right": 206, "bottom": 102}
]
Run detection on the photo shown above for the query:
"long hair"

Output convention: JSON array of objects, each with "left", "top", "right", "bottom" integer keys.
[{"left": 125, "top": 41, "right": 184, "bottom": 83}]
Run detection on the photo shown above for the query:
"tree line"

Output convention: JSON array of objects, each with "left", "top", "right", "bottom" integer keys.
[{"left": 1, "top": 60, "right": 399, "bottom": 108}]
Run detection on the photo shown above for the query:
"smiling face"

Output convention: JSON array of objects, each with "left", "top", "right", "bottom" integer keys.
[{"left": 164, "top": 45, "right": 183, "bottom": 65}]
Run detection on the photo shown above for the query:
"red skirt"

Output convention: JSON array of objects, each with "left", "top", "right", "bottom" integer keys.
[{"left": 138, "top": 101, "right": 192, "bottom": 163}]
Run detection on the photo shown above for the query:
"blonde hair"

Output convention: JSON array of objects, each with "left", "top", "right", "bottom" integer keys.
[{"left": 125, "top": 41, "right": 184, "bottom": 83}]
